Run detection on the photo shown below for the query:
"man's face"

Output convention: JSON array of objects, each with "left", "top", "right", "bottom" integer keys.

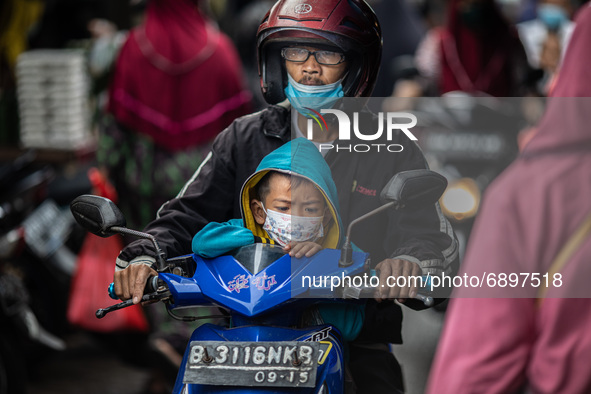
[{"left": 284, "top": 46, "right": 348, "bottom": 86}]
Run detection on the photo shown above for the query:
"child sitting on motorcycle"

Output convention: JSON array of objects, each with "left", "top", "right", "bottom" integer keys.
[{"left": 191, "top": 138, "right": 364, "bottom": 342}]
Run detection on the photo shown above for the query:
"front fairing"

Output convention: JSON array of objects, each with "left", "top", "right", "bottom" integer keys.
[{"left": 160, "top": 244, "right": 369, "bottom": 318}]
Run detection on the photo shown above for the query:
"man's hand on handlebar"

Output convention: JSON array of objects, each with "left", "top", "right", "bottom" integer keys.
[
  {"left": 114, "top": 264, "right": 158, "bottom": 304},
  {"left": 374, "top": 258, "right": 422, "bottom": 303}
]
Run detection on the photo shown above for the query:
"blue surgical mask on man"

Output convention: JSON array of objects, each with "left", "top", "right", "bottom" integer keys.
[
  {"left": 537, "top": 4, "right": 568, "bottom": 30},
  {"left": 284, "top": 74, "right": 344, "bottom": 118}
]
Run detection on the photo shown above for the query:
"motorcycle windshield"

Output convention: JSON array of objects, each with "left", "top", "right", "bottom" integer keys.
[{"left": 230, "top": 244, "right": 286, "bottom": 274}]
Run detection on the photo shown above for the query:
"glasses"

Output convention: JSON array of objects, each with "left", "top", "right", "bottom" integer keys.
[{"left": 281, "top": 47, "right": 346, "bottom": 66}]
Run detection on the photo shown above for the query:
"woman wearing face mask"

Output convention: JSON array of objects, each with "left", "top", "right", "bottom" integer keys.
[
  {"left": 517, "top": 0, "right": 575, "bottom": 95},
  {"left": 191, "top": 138, "right": 364, "bottom": 343}
]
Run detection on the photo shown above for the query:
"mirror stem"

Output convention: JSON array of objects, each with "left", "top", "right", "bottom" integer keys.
[
  {"left": 339, "top": 202, "right": 396, "bottom": 267},
  {"left": 111, "top": 226, "right": 167, "bottom": 270}
]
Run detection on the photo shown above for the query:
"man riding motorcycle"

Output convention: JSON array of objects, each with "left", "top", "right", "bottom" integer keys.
[{"left": 113, "top": 1, "right": 459, "bottom": 391}]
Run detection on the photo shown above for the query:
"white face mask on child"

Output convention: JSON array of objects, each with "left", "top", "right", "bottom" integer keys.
[{"left": 260, "top": 203, "right": 324, "bottom": 247}]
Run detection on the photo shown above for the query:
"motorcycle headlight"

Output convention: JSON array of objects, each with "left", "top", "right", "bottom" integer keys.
[{"left": 440, "top": 178, "right": 481, "bottom": 221}]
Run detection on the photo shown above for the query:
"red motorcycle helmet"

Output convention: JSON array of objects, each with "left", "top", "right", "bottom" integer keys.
[{"left": 256, "top": 0, "right": 382, "bottom": 104}]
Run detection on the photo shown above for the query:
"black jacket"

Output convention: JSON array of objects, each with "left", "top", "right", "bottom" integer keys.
[{"left": 119, "top": 103, "right": 459, "bottom": 313}]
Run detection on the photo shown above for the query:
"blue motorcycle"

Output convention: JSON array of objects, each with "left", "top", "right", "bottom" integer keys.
[{"left": 69, "top": 169, "right": 445, "bottom": 393}]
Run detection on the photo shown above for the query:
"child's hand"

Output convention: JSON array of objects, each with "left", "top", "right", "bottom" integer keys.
[{"left": 284, "top": 241, "right": 323, "bottom": 258}]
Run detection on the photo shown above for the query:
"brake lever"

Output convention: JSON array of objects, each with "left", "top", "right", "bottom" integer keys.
[
  {"left": 414, "top": 293, "right": 434, "bottom": 307},
  {"left": 96, "top": 290, "right": 170, "bottom": 319}
]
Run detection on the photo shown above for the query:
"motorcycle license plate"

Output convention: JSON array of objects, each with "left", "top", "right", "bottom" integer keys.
[{"left": 183, "top": 341, "right": 319, "bottom": 388}]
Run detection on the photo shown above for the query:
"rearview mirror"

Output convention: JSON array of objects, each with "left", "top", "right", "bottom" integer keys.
[
  {"left": 70, "top": 195, "right": 126, "bottom": 237},
  {"left": 340, "top": 169, "right": 447, "bottom": 267},
  {"left": 380, "top": 169, "right": 447, "bottom": 211}
]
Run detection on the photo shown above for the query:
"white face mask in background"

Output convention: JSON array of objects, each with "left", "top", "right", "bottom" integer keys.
[{"left": 260, "top": 203, "right": 324, "bottom": 247}]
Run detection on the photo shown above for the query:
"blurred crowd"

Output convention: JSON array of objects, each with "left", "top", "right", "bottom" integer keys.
[
  {"left": 1, "top": 0, "right": 588, "bottom": 157},
  {"left": 1, "top": 0, "right": 588, "bottom": 146}
]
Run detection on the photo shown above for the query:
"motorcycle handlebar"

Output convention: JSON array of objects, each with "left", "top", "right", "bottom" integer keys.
[
  {"left": 341, "top": 270, "right": 434, "bottom": 306},
  {"left": 107, "top": 273, "right": 433, "bottom": 305},
  {"left": 108, "top": 276, "right": 163, "bottom": 300},
  {"left": 104, "top": 267, "right": 433, "bottom": 316},
  {"left": 341, "top": 283, "right": 434, "bottom": 306}
]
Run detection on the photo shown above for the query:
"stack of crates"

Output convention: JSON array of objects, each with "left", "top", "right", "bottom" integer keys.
[{"left": 16, "top": 49, "right": 92, "bottom": 150}]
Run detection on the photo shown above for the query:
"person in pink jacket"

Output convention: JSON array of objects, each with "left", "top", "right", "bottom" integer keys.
[{"left": 427, "top": 4, "right": 591, "bottom": 393}]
